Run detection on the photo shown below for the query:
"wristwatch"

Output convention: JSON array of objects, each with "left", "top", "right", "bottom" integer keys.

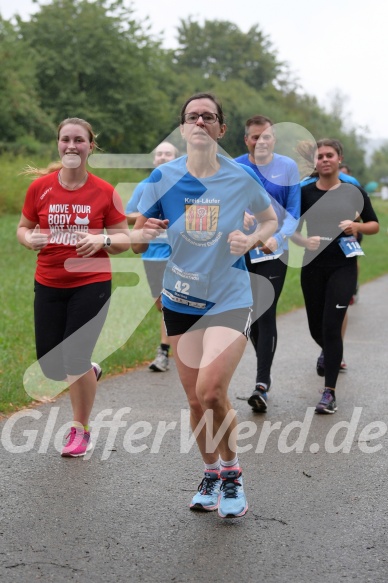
[{"left": 103, "top": 235, "right": 111, "bottom": 248}]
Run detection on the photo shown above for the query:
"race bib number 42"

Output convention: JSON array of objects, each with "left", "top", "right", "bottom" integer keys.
[{"left": 163, "top": 260, "right": 210, "bottom": 309}]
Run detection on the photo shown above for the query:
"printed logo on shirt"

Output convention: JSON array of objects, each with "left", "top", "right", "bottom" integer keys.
[
  {"left": 184, "top": 204, "right": 221, "bottom": 244},
  {"left": 40, "top": 187, "right": 53, "bottom": 200},
  {"left": 47, "top": 203, "right": 91, "bottom": 245},
  {"left": 74, "top": 214, "right": 90, "bottom": 225}
]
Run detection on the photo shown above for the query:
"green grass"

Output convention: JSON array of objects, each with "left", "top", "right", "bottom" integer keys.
[
  {"left": 1, "top": 197, "right": 387, "bottom": 414},
  {"left": 0, "top": 216, "right": 159, "bottom": 413}
]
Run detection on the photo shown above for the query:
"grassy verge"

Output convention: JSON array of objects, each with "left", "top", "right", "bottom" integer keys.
[{"left": 1, "top": 197, "right": 387, "bottom": 413}]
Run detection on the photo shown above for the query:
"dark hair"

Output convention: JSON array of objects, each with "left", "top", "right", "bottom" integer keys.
[
  {"left": 297, "top": 138, "right": 344, "bottom": 178},
  {"left": 316, "top": 138, "right": 343, "bottom": 158},
  {"left": 339, "top": 163, "right": 351, "bottom": 173},
  {"left": 180, "top": 93, "right": 225, "bottom": 125},
  {"left": 244, "top": 115, "right": 273, "bottom": 135}
]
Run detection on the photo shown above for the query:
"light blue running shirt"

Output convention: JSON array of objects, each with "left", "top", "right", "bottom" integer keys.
[{"left": 138, "top": 155, "right": 271, "bottom": 315}]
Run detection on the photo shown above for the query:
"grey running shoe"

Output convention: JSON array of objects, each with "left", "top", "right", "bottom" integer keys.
[
  {"left": 149, "top": 347, "right": 169, "bottom": 372},
  {"left": 248, "top": 384, "right": 268, "bottom": 413}
]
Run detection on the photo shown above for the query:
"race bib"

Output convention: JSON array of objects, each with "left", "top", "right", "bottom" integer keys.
[
  {"left": 338, "top": 236, "right": 365, "bottom": 258},
  {"left": 163, "top": 260, "right": 210, "bottom": 309},
  {"left": 249, "top": 245, "right": 284, "bottom": 264}
]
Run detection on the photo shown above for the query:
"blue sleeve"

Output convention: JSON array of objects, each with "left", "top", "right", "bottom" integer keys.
[
  {"left": 136, "top": 168, "right": 165, "bottom": 218},
  {"left": 274, "top": 170, "right": 301, "bottom": 247},
  {"left": 239, "top": 165, "right": 271, "bottom": 212},
  {"left": 125, "top": 181, "right": 146, "bottom": 214},
  {"left": 234, "top": 154, "right": 249, "bottom": 164}
]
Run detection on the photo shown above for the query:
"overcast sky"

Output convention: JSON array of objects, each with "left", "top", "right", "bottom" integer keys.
[{"left": 1, "top": 0, "right": 387, "bottom": 141}]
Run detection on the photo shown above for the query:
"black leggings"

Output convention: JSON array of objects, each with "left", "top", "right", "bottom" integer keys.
[
  {"left": 34, "top": 280, "right": 111, "bottom": 380},
  {"left": 301, "top": 261, "right": 357, "bottom": 388},
  {"left": 246, "top": 252, "right": 288, "bottom": 385}
]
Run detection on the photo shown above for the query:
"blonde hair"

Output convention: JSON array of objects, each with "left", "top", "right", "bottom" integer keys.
[
  {"left": 57, "top": 117, "right": 98, "bottom": 145},
  {"left": 21, "top": 161, "right": 63, "bottom": 178}
]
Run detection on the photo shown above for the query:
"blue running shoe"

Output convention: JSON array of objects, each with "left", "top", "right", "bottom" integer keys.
[
  {"left": 190, "top": 471, "right": 221, "bottom": 511},
  {"left": 315, "top": 389, "right": 337, "bottom": 414},
  {"left": 218, "top": 468, "right": 248, "bottom": 518},
  {"left": 248, "top": 384, "right": 268, "bottom": 413}
]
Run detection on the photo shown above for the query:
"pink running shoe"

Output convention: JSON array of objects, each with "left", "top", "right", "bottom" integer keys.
[{"left": 61, "top": 427, "right": 92, "bottom": 457}]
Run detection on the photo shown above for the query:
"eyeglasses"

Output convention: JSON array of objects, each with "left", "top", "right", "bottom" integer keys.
[{"left": 183, "top": 112, "right": 219, "bottom": 124}]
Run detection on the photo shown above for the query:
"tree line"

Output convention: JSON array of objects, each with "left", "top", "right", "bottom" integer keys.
[{"left": 1, "top": 0, "right": 386, "bottom": 183}]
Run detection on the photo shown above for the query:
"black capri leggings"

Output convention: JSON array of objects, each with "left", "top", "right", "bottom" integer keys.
[
  {"left": 34, "top": 280, "right": 111, "bottom": 381},
  {"left": 301, "top": 261, "right": 357, "bottom": 388}
]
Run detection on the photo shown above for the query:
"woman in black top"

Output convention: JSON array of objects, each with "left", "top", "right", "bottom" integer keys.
[{"left": 293, "top": 139, "right": 379, "bottom": 413}]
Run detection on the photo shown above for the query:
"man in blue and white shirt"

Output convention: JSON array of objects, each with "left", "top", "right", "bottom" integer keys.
[{"left": 235, "top": 115, "right": 301, "bottom": 412}]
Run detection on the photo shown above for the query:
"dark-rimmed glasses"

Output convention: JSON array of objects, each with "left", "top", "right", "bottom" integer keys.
[{"left": 183, "top": 112, "right": 219, "bottom": 124}]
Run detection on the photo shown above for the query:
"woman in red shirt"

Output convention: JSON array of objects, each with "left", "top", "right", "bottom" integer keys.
[{"left": 17, "top": 117, "right": 131, "bottom": 457}]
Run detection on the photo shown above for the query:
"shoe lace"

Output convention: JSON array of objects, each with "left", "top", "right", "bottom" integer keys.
[
  {"left": 198, "top": 475, "right": 219, "bottom": 495},
  {"left": 63, "top": 427, "right": 79, "bottom": 446},
  {"left": 220, "top": 476, "right": 241, "bottom": 499}
]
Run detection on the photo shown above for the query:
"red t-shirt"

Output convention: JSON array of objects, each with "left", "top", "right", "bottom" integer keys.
[{"left": 22, "top": 171, "right": 126, "bottom": 288}]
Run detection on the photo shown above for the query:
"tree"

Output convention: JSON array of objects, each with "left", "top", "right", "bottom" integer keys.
[
  {"left": 174, "top": 19, "right": 282, "bottom": 91},
  {"left": 368, "top": 143, "right": 388, "bottom": 182},
  {"left": 16, "top": 0, "right": 174, "bottom": 152},
  {"left": 0, "top": 17, "right": 54, "bottom": 149}
]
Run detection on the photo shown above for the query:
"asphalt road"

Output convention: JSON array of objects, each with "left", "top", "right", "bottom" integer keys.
[{"left": 1, "top": 275, "right": 387, "bottom": 583}]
